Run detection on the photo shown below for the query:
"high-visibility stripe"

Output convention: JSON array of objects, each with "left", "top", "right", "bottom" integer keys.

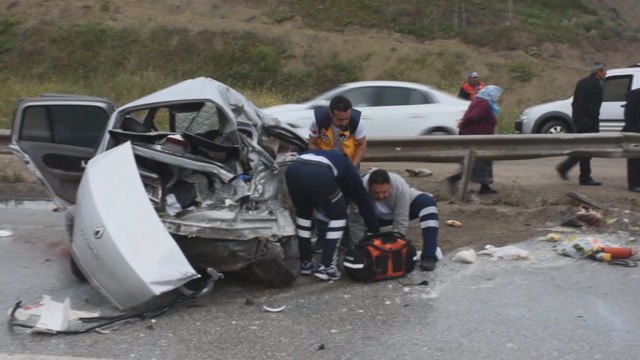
[
  {"left": 343, "top": 262, "right": 364, "bottom": 269},
  {"left": 328, "top": 219, "right": 347, "bottom": 227},
  {"left": 296, "top": 217, "right": 312, "bottom": 227},
  {"left": 297, "top": 229, "right": 312, "bottom": 238},
  {"left": 420, "top": 220, "right": 439, "bottom": 228},
  {"left": 325, "top": 231, "right": 344, "bottom": 239},
  {"left": 419, "top": 206, "right": 438, "bottom": 217}
]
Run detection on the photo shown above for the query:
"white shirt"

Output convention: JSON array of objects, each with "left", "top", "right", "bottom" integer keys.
[{"left": 374, "top": 200, "right": 394, "bottom": 220}]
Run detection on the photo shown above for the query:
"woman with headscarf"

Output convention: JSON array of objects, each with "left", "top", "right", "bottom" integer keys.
[{"left": 447, "top": 85, "right": 503, "bottom": 194}]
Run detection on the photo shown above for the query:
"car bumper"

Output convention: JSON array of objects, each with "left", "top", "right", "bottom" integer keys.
[{"left": 515, "top": 119, "right": 523, "bottom": 133}]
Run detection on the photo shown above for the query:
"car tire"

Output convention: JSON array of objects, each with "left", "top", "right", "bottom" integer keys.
[
  {"left": 540, "top": 120, "right": 570, "bottom": 134},
  {"left": 70, "top": 257, "right": 87, "bottom": 282},
  {"left": 243, "top": 236, "right": 300, "bottom": 288}
]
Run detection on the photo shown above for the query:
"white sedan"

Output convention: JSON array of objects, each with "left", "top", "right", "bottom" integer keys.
[{"left": 263, "top": 81, "right": 470, "bottom": 138}]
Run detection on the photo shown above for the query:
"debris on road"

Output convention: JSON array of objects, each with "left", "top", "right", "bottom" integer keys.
[
  {"left": 452, "top": 249, "right": 477, "bottom": 263},
  {"left": 567, "top": 191, "right": 603, "bottom": 209},
  {"left": 539, "top": 233, "right": 563, "bottom": 242},
  {"left": 8, "top": 295, "right": 100, "bottom": 333},
  {"left": 446, "top": 220, "right": 463, "bottom": 227},
  {"left": 561, "top": 206, "right": 604, "bottom": 227},
  {"left": 556, "top": 236, "right": 607, "bottom": 259},
  {"left": 405, "top": 168, "right": 432, "bottom": 177},
  {"left": 263, "top": 305, "right": 286, "bottom": 313},
  {"left": 478, "top": 245, "right": 531, "bottom": 260},
  {"left": 317, "top": 344, "right": 326, "bottom": 351},
  {"left": 0, "top": 229, "right": 13, "bottom": 237}
]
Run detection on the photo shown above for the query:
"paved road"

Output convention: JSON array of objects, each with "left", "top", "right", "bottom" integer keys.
[{"left": 1, "top": 206, "right": 639, "bottom": 360}]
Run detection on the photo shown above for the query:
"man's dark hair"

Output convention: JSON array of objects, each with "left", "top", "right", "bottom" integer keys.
[
  {"left": 368, "top": 169, "right": 391, "bottom": 186},
  {"left": 329, "top": 95, "right": 353, "bottom": 113}
]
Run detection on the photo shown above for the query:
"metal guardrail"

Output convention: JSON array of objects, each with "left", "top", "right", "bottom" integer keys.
[
  {"left": 3, "top": 129, "right": 640, "bottom": 200},
  {"left": 364, "top": 133, "right": 640, "bottom": 162}
]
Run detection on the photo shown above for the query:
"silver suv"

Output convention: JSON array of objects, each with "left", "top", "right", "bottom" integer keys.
[{"left": 516, "top": 64, "right": 640, "bottom": 134}]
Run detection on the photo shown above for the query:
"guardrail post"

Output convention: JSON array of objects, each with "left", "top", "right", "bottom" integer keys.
[{"left": 456, "top": 149, "right": 476, "bottom": 202}]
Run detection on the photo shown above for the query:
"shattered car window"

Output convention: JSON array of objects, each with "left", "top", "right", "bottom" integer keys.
[{"left": 175, "top": 102, "right": 224, "bottom": 134}]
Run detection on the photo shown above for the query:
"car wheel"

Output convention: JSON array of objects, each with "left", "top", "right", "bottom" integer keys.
[
  {"left": 243, "top": 236, "right": 300, "bottom": 288},
  {"left": 70, "top": 257, "right": 88, "bottom": 282},
  {"left": 540, "top": 120, "right": 569, "bottom": 134},
  {"left": 426, "top": 128, "right": 452, "bottom": 135}
]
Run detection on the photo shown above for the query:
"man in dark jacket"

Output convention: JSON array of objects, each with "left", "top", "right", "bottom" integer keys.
[
  {"left": 285, "top": 150, "right": 380, "bottom": 281},
  {"left": 623, "top": 87, "right": 640, "bottom": 192},
  {"left": 556, "top": 62, "right": 607, "bottom": 186}
]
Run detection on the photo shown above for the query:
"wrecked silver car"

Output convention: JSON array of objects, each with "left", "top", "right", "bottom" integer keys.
[{"left": 10, "top": 78, "right": 307, "bottom": 309}]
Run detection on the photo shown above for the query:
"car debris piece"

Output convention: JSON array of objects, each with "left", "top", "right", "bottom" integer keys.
[
  {"left": 245, "top": 298, "right": 254, "bottom": 305},
  {"left": 452, "top": 249, "right": 477, "bottom": 263},
  {"left": 567, "top": 191, "right": 603, "bottom": 209},
  {"left": 405, "top": 168, "right": 432, "bottom": 177},
  {"left": 478, "top": 245, "right": 531, "bottom": 260},
  {"left": 317, "top": 344, "right": 326, "bottom": 351},
  {"left": 0, "top": 230, "right": 13, "bottom": 237},
  {"left": 446, "top": 220, "right": 463, "bottom": 227},
  {"left": 263, "top": 305, "right": 286, "bottom": 313}
]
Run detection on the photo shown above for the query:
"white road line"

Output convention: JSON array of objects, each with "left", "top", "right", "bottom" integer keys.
[{"left": 0, "top": 355, "right": 113, "bottom": 360}]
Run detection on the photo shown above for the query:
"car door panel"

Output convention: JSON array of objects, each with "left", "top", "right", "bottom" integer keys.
[
  {"left": 600, "top": 75, "right": 632, "bottom": 132},
  {"left": 10, "top": 99, "right": 115, "bottom": 207}
]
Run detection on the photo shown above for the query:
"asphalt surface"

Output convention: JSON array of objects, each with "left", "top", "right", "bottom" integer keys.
[{"left": 1, "top": 205, "right": 640, "bottom": 360}]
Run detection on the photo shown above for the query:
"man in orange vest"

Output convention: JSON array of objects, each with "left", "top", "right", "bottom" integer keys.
[
  {"left": 308, "top": 95, "right": 367, "bottom": 167},
  {"left": 458, "top": 71, "right": 486, "bottom": 101},
  {"left": 307, "top": 95, "right": 367, "bottom": 251}
]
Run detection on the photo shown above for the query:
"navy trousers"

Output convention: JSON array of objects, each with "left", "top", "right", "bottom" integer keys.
[
  {"left": 285, "top": 159, "right": 347, "bottom": 268},
  {"left": 378, "top": 193, "right": 439, "bottom": 261}
]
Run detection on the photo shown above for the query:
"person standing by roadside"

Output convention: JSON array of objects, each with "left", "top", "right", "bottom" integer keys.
[
  {"left": 447, "top": 85, "right": 503, "bottom": 194},
  {"left": 556, "top": 62, "right": 607, "bottom": 186},
  {"left": 458, "top": 71, "right": 485, "bottom": 101},
  {"left": 623, "top": 87, "right": 640, "bottom": 193},
  {"left": 349, "top": 169, "right": 440, "bottom": 271},
  {"left": 285, "top": 150, "right": 379, "bottom": 281}
]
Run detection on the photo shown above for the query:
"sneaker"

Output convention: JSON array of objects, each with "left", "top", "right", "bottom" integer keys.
[
  {"left": 314, "top": 265, "right": 342, "bottom": 281},
  {"left": 420, "top": 258, "right": 436, "bottom": 271},
  {"left": 300, "top": 261, "right": 315, "bottom": 275}
]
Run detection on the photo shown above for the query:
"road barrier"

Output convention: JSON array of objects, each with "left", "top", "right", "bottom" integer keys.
[{"left": 3, "top": 130, "right": 640, "bottom": 200}]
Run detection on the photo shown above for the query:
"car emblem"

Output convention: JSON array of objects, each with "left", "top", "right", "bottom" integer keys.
[{"left": 93, "top": 227, "right": 104, "bottom": 239}]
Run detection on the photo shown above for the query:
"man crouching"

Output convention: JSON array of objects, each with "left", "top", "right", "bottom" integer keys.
[{"left": 349, "top": 169, "right": 439, "bottom": 271}]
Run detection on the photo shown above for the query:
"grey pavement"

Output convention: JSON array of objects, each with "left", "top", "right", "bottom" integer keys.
[{"left": 1, "top": 205, "right": 639, "bottom": 360}]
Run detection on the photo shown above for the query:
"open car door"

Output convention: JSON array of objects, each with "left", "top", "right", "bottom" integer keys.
[{"left": 9, "top": 95, "right": 115, "bottom": 208}]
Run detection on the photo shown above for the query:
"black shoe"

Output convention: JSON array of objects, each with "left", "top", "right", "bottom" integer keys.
[
  {"left": 478, "top": 185, "right": 498, "bottom": 194},
  {"left": 579, "top": 179, "right": 602, "bottom": 186},
  {"left": 420, "top": 258, "right": 436, "bottom": 271},
  {"left": 446, "top": 175, "right": 459, "bottom": 193},
  {"left": 556, "top": 167, "right": 569, "bottom": 181},
  {"left": 630, "top": 187, "right": 640, "bottom": 193}
]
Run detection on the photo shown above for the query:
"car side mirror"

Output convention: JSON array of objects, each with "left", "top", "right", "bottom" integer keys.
[{"left": 309, "top": 100, "right": 330, "bottom": 110}]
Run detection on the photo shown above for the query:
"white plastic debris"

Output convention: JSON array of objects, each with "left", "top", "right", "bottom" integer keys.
[
  {"left": 165, "top": 194, "right": 182, "bottom": 216},
  {"left": 262, "top": 305, "right": 286, "bottom": 313},
  {"left": 405, "top": 168, "right": 432, "bottom": 178},
  {"left": 9, "top": 295, "right": 100, "bottom": 332},
  {"left": 478, "top": 245, "right": 531, "bottom": 260},
  {"left": 0, "top": 230, "right": 13, "bottom": 237},
  {"left": 436, "top": 247, "right": 443, "bottom": 260},
  {"left": 452, "top": 249, "right": 477, "bottom": 263}
]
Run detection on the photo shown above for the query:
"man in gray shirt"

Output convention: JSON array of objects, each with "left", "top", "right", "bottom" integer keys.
[{"left": 349, "top": 169, "right": 440, "bottom": 271}]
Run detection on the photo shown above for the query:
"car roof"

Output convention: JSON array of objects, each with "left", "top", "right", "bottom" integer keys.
[{"left": 340, "top": 80, "right": 436, "bottom": 90}]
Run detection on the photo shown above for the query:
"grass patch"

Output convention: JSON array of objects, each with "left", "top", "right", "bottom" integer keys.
[{"left": 0, "top": 171, "right": 24, "bottom": 183}]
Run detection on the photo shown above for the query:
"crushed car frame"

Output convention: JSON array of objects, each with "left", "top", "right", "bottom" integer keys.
[{"left": 10, "top": 77, "right": 307, "bottom": 309}]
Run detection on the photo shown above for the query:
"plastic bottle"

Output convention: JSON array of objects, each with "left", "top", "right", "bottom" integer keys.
[
  {"left": 602, "top": 247, "right": 635, "bottom": 259},
  {"left": 593, "top": 252, "right": 612, "bottom": 261}
]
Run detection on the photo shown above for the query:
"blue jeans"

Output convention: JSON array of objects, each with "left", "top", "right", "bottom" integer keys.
[{"left": 378, "top": 193, "right": 439, "bottom": 261}]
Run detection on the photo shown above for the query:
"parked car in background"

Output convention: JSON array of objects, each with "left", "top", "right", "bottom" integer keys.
[
  {"left": 263, "top": 81, "right": 469, "bottom": 138},
  {"left": 516, "top": 64, "right": 640, "bottom": 134},
  {"left": 10, "top": 78, "right": 307, "bottom": 309}
]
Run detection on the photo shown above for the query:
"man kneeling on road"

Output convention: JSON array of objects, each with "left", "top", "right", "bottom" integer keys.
[
  {"left": 285, "top": 149, "right": 380, "bottom": 281},
  {"left": 349, "top": 169, "right": 439, "bottom": 271}
]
